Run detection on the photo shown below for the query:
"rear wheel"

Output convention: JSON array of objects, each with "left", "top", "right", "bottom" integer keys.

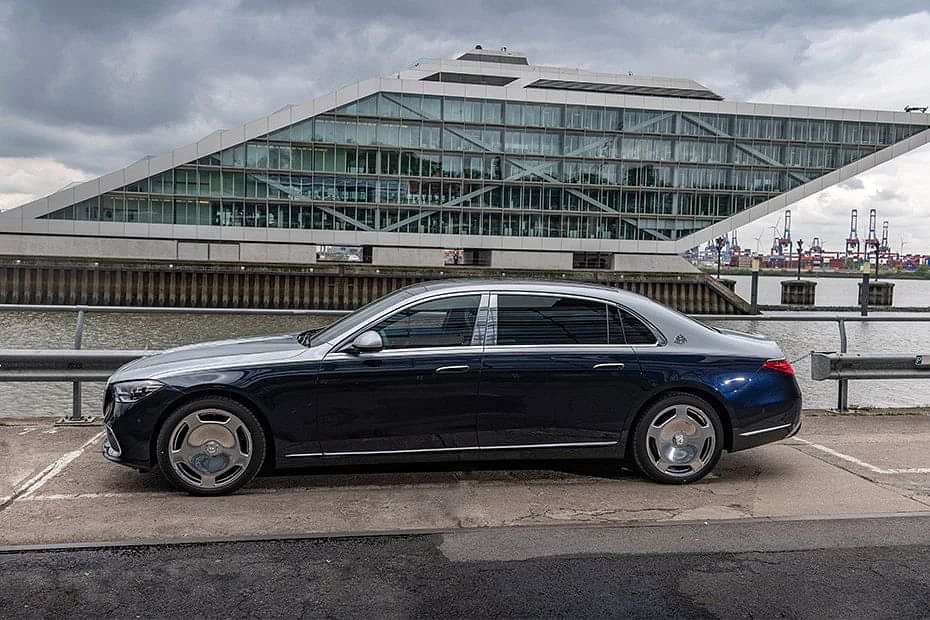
[
  {"left": 156, "top": 397, "right": 266, "bottom": 496},
  {"left": 631, "top": 393, "right": 722, "bottom": 484}
]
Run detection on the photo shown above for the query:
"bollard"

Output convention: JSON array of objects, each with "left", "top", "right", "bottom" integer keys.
[
  {"left": 780, "top": 279, "right": 816, "bottom": 305},
  {"left": 750, "top": 257, "right": 760, "bottom": 314},
  {"left": 860, "top": 280, "right": 895, "bottom": 307}
]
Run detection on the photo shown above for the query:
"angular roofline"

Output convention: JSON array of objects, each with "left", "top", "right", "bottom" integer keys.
[{"left": 673, "top": 126, "right": 930, "bottom": 251}]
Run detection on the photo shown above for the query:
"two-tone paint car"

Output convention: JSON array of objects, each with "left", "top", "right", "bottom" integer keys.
[{"left": 103, "top": 280, "right": 801, "bottom": 495}]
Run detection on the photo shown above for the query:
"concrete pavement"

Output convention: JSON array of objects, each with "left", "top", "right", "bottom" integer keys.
[{"left": 3, "top": 414, "right": 930, "bottom": 547}]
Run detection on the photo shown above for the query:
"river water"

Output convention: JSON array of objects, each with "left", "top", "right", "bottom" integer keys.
[
  {"left": 2, "top": 276, "right": 930, "bottom": 417},
  {"left": 727, "top": 274, "right": 930, "bottom": 308}
]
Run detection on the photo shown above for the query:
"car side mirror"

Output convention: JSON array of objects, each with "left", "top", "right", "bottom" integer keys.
[{"left": 351, "top": 330, "right": 383, "bottom": 353}]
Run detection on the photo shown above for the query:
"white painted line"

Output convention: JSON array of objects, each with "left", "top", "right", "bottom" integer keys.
[
  {"left": 794, "top": 438, "right": 930, "bottom": 475},
  {"left": 794, "top": 438, "right": 896, "bottom": 474},
  {"left": 17, "top": 427, "right": 37, "bottom": 436},
  {"left": 13, "top": 432, "right": 104, "bottom": 501},
  {"left": 21, "top": 491, "right": 175, "bottom": 502}
]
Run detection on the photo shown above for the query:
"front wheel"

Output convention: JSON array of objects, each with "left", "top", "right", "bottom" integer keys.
[
  {"left": 631, "top": 393, "right": 723, "bottom": 484},
  {"left": 156, "top": 397, "right": 266, "bottom": 496}
]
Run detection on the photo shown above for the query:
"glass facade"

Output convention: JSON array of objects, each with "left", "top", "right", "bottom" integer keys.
[{"left": 42, "top": 92, "right": 926, "bottom": 242}]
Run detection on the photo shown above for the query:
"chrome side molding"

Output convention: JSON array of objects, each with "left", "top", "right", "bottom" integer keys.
[{"left": 285, "top": 440, "right": 618, "bottom": 458}]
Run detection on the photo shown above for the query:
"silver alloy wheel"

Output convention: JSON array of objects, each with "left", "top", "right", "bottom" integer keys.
[
  {"left": 645, "top": 404, "right": 716, "bottom": 477},
  {"left": 167, "top": 409, "right": 253, "bottom": 490}
]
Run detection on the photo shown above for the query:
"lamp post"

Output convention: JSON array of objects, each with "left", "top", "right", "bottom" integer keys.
[
  {"left": 715, "top": 236, "right": 727, "bottom": 279},
  {"left": 860, "top": 261, "right": 871, "bottom": 317},
  {"left": 750, "top": 256, "right": 760, "bottom": 314}
]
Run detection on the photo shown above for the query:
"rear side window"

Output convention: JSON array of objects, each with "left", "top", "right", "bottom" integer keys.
[
  {"left": 496, "top": 295, "right": 607, "bottom": 345},
  {"left": 609, "top": 306, "right": 658, "bottom": 345}
]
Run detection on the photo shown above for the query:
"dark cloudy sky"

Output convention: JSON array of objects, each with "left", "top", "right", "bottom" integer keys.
[{"left": 2, "top": 1, "right": 929, "bottom": 252}]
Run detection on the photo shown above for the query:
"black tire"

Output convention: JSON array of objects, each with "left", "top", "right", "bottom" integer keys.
[
  {"left": 630, "top": 392, "right": 723, "bottom": 484},
  {"left": 156, "top": 396, "right": 266, "bottom": 496}
]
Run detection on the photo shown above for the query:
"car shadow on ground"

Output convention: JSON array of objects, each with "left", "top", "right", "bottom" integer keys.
[
  {"left": 257, "top": 458, "right": 637, "bottom": 488},
  {"left": 110, "top": 447, "right": 792, "bottom": 494}
]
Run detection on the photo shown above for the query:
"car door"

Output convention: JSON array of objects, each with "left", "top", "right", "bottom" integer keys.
[
  {"left": 315, "top": 293, "right": 488, "bottom": 454},
  {"left": 477, "top": 293, "right": 646, "bottom": 448}
]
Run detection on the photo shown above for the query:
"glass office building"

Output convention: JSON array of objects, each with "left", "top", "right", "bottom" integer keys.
[{"left": 4, "top": 48, "right": 930, "bottom": 271}]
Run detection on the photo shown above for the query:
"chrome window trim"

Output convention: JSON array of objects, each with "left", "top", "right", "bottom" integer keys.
[
  {"left": 482, "top": 344, "right": 636, "bottom": 354},
  {"left": 486, "top": 291, "right": 664, "bottom": 348},
  {"left": 471, "top": 293, "right": 491, "bottom": 346},
  {"left": 325, "top": 345, "right": 485, "bottom": 361},
  {"left": 609, "top": 303, "right": 666, "bottom": 347},
  {"left": 325, "top": 291, "right": 490, "bottom": 359},
  {"left": 284, "top": 440, "right": 617, "bottom": 458},
  {"left": 485, "top": 292, "right": 497, "bottom": 347}
]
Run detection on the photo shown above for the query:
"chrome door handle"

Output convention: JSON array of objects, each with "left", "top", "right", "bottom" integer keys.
[
  {"left": 435, "top": 365, "right": 470, "bottom": 374},
  {"left": 593, "top": 363, "right": 625, "bottom": 371}
]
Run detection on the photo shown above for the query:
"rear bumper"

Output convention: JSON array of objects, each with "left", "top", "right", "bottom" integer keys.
[{"left": 730, "top": 398, "right": 802, "bottom": 452}]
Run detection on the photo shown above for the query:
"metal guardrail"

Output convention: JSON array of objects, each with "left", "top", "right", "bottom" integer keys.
[
  {"left": 0, "top": 305, "right": 347, "bottom": 424},
  {"left": 0, "top": 349, "right": 151, "bottom": 381},
  {"left": 811, "top": 353, "right": 930, "bottom": 380},
  {"left": 0, "top": 303, "right": 350, "bottom": 316},
  {"left": 2, "top": 307, "right": 930, "bottom": 421}
]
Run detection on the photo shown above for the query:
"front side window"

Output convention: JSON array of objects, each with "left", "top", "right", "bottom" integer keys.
[
  {"left": 496, "top": 295, "right": 607, "bottom": 345},
  {"left": 370, "top": 295, "right": 481, "bottom": 350}
]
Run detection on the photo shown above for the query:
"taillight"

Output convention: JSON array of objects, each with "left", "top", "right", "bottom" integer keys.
[{"left": 762, "top": 358, "right": 795, "bottom": 376}]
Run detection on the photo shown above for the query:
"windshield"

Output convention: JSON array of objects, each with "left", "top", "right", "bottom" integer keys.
[{"left": 304, "top": 286, "right": 421, "bottom": 347}]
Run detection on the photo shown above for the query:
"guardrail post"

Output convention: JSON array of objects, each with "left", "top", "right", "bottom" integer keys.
[
  {"left": 750, "top": 257, "right": 760, "bottom": 314},
  {"left": 71, "top": 309, "right": 85, "bottom": 421},
  {"left": 56, "top": 308, "right": 98, "bottom": 425},
  {"left": 837, "top": 319, "right": 848, "bottom": 412}
]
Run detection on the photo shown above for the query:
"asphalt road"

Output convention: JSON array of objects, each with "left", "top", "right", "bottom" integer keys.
[{"left": 4, "top": 516, "right": 930, "bottom": 619}]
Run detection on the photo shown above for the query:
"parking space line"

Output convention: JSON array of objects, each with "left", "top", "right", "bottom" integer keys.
[
  {"left": 21, "top": 491, "right": 174, "bottom": 502},
  {"left": 12, "top": 432, "right": 104, "bottom": 502},
  {"left": 794, "top": 438, "right": 930, "bottom": 475}
]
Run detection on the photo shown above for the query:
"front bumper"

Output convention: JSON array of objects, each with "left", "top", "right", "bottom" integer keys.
[{"left": 101, "top": 383, "right": 185, "bottom": 470}]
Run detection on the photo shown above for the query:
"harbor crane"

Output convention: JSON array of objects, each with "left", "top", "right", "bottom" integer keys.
[
  {"left": 880, "top": 221, "right": 890, "bottom": 254},
  {"left": 864, "top": 208, "right": 880, "bottom": 253},
  {"left": 846, "top": 209, "right": 860, "bottom": 259},
  {"left": 772, "top": 210, "right": 792, "bottom": 256}
]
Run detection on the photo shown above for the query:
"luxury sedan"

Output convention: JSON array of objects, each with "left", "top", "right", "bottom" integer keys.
[{"left": 102, "top": 280, "right": 802, "bottom": 495}]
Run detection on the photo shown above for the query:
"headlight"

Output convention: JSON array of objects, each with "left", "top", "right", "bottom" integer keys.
[{"left": 113, "top": 380, "right": 166, "bottom": 403}]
